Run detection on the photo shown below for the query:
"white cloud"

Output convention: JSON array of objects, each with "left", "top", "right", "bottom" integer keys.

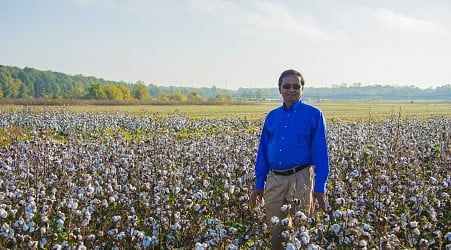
[
  {"left": 364, "top": 7, "right": 446, "bottom": 35},
  {"left": 188, "top": 0, "right": 328, "bottom": 41},
  {"left": 69, "top": 0, "right": 115, "bottom": 6}
]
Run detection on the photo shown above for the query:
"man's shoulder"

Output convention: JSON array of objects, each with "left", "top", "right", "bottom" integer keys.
[
  {"left": 298, "top": 100, "right": 323, "bottom": 113},
  {"left": 268, "top": 105, "right": 284, "bottom": 114}
]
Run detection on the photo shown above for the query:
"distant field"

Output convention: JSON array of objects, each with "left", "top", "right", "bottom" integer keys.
[{"left": 1, "top": 101, "right": 450, "bottom": 121}]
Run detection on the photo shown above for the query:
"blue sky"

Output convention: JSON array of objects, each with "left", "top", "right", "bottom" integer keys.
[{"left": 1, "top": 0, "right": 450, "bottom": 90}]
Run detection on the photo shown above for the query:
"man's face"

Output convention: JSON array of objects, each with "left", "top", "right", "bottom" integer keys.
[{"left": 279, "top": 74, "right": 303, "bottom": 107}]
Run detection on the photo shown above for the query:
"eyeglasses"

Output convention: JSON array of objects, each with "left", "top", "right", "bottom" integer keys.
[{"left": 282, "top": 83, "right": 301, "bottom": 90}]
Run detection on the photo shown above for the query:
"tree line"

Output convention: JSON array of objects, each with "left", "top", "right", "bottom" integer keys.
[{"left": 0, "top": 65, "right": 449, "bottom": 101}]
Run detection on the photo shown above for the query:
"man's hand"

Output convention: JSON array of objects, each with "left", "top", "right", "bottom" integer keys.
[
  {"left": 313, "top": 192, "right": 327, "bottom": 211},
  {"left": 251, "top": 189, "right": 263, "bottom": 207}
]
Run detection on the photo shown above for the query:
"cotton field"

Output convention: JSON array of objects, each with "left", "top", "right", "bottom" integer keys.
[{"left": 0, "top": 108, "right": 450, "bottom": 249}]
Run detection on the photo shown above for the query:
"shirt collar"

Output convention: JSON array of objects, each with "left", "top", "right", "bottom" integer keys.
[{"left": 283, "top": 99, "right": 303, "bottom": 111}]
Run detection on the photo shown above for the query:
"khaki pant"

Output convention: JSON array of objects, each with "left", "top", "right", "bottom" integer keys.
[{"left": 264, "top": 167, "right": 314, "bottom": 250}]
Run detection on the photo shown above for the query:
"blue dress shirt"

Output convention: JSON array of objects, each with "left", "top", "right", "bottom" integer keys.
[{"left": 254, "top": 100, "right": 329, "bottom": 192}]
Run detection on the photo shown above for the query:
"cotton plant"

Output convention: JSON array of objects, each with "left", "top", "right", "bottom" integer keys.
[{"left": 0, "top": 111, "right": 449, "bottom": 248}]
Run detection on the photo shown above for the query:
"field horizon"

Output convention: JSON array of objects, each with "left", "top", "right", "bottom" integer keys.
[{"left": 1, "top": 100, "right": 450, "bottom": 122}]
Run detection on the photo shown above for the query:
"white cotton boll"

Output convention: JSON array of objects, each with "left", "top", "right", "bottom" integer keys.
[
  {"left": 281, "top": 230, "right": 290, "bottom": 239},
  {"left": 359, "top": 240, "right": 367, "bottom": 247},
  {"left": 296, "top": 211, "right": 308, "bottom": 220},
  {"left": 333, "top": 210, "right": 342, "bottom": 218},
  {"left": 430, "top": 177, "right": 438, "bottom": 185},
  {"left": 445, "top": 232, "right": 451, "bottom": 242},
  {"left": 315, "top": 224, "right": 326, "bottom": 233},
  {"left": 14, "top": 218, "right": 24, "bottom": 228},
  {"left": 14, "top": 190, "right": 22, "bottom": 199},
  {"left": 223, "top": 193, "right": 230, "bottom": 201},
  {"left": 82, "top": 218, "right": 90, "bottom": 226},
  {"left": 336, "top": 197, "right": 345, "bottom": 205},
  {"left": 413, "top": 228, "right": 421, "bottom": 236},
  {"left": 419, "top": 238, "right": 428, "bottom": 246},
  {"left": 9, "top": 209, "right": 17, "bottom": 217},
  {"left": 280, "top": 204, "right": 291, "bottom": 212},
  {"left": 22, "top": 223, "right": 30, "bottom": 232},
  {"left": 128, "top": 215, "right": 137, "bottom": 222},
  {"left": 51, "top": 244, "right": 62, "bottom": 250},
  {"left": 170, "top": 223, "right": 181, "bottom": 231},
  {"left": 220, "top": 228, "right": 227, "bottom": 238},
  {"left": 207, "top": 239, "right": 218, "bottom": 249},
  {"left": 421, "top": 196, "right": 428, "bottom": 203},
  {"left": 343, "top": 236, "right": 352, "bottom": 245},
  {"left": 40, "top": 237, "right": 47, "bottom": 246},
  {"left": 307, "top": 244, "right": 319, "bottom": 250},
  {"left": 108, "top": 229, "right": 118, "bottom": 236},
  {"left": 286, "top": 242, "right": 298, "bottom": 250},
  {"left": 441, "top": 192, "right": 450, "bottom": 199},
  {"left": 229, "top": 185, "right": 235, "bottom": 194},
  {"left": 348, "top": 218, "right": 358, "bottom": 227},
  {"left": 331, "top": 224, "right": 341, "bottom": 235},
  {"left": 0, "top": 208, "right": 7, "bottom": 219},
  {"left": 142, "top": 236, "right": 152, "bottom": 247},
  {"left": 281, "top": 218, "right": 289, "bottom": 226},
  {"left": 401, "top": 214, "right": 408, "bottom": 222},
  {"left": 229, "top": 227, "right": 238, "bottom": 234},
  {"left": 193, "top": 192, "right": 202, "bottom": 199},
  {"left": 27, "top": 241, "right": 38, "bottom": 248},
  {"left": 112, "top": 216, "right": 121, "bottom": 223},
  {"left": 25, "top": 211, "right": 34, "bottom": 221},
  {"left": 133, "top": 230, "right": 144, "bottom": 239},
  {"left": 116, "top": 232, "right": 125, "bottom": 241},
  {"left": 360, "top": 223, "right": 371, "bottom": 231},
  {"left": 86, "top": 234, "right": 95, "bottom": 241},
  {"left": 410, "top": 221, "right": 418, "bottom": 228},
  {"left": 271, "top": 216, "right": 280, "bottom": 225},
  {"left": 56, "top": 219, "right": 64, "bottom": 229},
  {"left": 301, "top": 232, "right": 310, "bottom": 245},
  {"left": 227, "top": 243, "right": 238, "bottom": 250},
  {"left": 195, "top": 242, "right": 208, "bottom": 250},
  {"left": 378, "top": 185, "right": 388, "bottom": 193}
]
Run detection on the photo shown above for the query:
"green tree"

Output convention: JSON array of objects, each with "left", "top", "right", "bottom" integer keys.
[
  {"left": 188, "top": 91, "right": 203, "bottom": 101},
  {"left": 172, "top": 92, "right": 187, "bottom": 101},
  {"left": 132, "top": 82, "right": 151, "bottom": 100},
  {"left": 117, "top": 85, "right": 133, "bottom": 100},
  {"left": 105, "top": 84, "right": 124, "bottom": 100},
  {"left": 18, "top": 83, "right": 32, "bottom": 98},
  {"left": 254, "top": 89, "right": 265, "bottom": 101},
  {"left": 87, "top": 83, "right": 107, "bottom": 99},
  {"left": 216, "top": 93, "right": 231, "bottom": 102},
  {"left": 158, "top": 92, "right": 170, "bottom": 101}
]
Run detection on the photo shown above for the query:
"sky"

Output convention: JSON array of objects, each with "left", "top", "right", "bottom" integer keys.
[{"left": 1, "top": 0, "right": 451, "bottom": 90}]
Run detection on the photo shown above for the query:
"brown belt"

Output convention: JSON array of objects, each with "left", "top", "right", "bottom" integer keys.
[{"left": 272, "top": 164, "right": 311, "bottom": 176}]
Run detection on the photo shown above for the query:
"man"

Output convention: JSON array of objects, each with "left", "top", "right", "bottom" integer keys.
[{"left": 251, "top": 69, "right": 329, "bottom": 249}]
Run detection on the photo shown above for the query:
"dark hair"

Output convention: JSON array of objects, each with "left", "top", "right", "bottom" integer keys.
[{"left": 278, "top": 69, "right": 305, "bottom": 88}]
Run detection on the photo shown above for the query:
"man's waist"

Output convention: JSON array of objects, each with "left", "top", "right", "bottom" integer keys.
[{"left": 272, "top": 164, "right": 311, "bottom": 176}]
